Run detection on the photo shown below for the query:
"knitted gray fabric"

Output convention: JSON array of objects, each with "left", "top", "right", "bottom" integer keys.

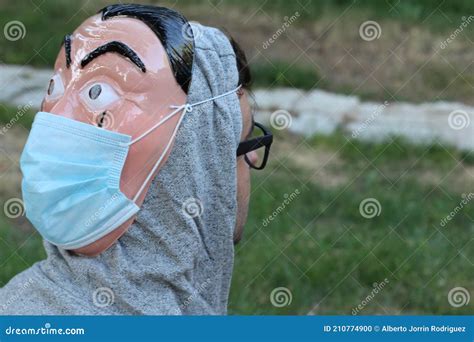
[{"left": 0, "top": 23, "right": 242, "bottom": 315}]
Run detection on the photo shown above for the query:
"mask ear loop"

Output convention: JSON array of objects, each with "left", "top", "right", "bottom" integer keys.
[{"left": 130, "top": 85, "right": 242, "bottom": 203}]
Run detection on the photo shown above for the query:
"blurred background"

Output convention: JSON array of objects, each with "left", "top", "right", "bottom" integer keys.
[{"left": 0, "top": 0, "right": 473, "bottom": 314}]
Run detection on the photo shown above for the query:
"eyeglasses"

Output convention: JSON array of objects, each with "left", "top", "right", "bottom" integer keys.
[{"left": 237, "top": 122, "right": 273, "bottom": 170}]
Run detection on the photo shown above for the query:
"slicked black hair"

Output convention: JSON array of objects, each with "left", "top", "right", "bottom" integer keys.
[
  {"left": 99, "top": 4, "right": 194, "bottom": 94},
  {"left": 228, "top": 36, "right": 252, "bottom": 90}
]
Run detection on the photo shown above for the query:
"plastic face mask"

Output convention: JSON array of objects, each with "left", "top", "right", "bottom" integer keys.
[{"left": 20, "top": 86, "right": 240, "bottom": 249}]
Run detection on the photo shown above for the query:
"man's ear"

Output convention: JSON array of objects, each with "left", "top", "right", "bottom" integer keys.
[{"left": 237, "top": 87, "right": 244, "bottom": 97}]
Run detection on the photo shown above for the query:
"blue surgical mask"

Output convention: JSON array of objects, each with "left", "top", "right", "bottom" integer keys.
[{"left": 20, "top": 86, "right": 240, "bottom": 250}]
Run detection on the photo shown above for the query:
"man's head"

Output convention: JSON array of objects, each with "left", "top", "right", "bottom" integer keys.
[{"left": 40, "top": 3, "right": 262, "bottom": 253}]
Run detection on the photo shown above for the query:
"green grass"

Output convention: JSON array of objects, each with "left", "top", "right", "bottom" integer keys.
[
  {"left": 1, "top": 120, "right": 472, "bottom": 314},
  {"left": 228, "top": 133, "right": 474, "bottom": 314},
  {"left": 252, "top": 62, "right": 323, "bottom": 90},
  {"left": 1, "top": 0, "right": 472, "bottom": 67},
  {"left": 0, "top": 103, "right": 36, "bottom": 130},
  {"left": 0, "top": 216, "right": 46, "bottom": 287}
]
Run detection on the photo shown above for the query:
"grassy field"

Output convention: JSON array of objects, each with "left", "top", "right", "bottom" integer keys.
[
  {"left": 1, "top": 0, "right": 474, "bottom": 103},
  {"left": 0, "top": 106, "right": 472, "bottom": 314},
  {"left": 0, "top": 0, "right": 472, "bottom": 315}
]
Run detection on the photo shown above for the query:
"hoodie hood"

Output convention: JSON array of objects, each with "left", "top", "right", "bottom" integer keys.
[{"left": 0, "top": 23, "right": 242, "bottom": 315}]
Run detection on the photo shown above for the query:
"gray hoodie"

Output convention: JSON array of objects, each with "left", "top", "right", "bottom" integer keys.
[{"left": 0, "top": 23, "right": 242, "bottom": 315}]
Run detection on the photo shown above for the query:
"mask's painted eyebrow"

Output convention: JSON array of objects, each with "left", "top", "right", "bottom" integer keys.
[
  {"left": 63, "top": 34, "right": 72, "bottom": 68},
  {"left": 81, "top": 41, "right": 146, "bottom": 72}
]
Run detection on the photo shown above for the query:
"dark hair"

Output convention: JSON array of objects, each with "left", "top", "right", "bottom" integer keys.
[
  {"left": 99, "top": 4, "right": 194, "bottom": 94},
  {"left": 228, "top": 36, "right": 252, "bottom": 90}
]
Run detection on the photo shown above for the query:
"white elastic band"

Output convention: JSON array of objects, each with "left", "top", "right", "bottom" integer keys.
[
  {"left": 132, "top": 84, "right": 241, "bottom": 202},
  {"left": 124, "top": 85, "right": 242, "bottom": 147}
]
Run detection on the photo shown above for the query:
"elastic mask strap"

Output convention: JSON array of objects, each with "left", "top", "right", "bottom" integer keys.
[{"left": 132, "top": 85, "right": 242, "bottom": 202}]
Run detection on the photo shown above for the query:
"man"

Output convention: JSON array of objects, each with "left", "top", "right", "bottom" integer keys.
[{"left": 0, "top": 4, "right": 272, "bottom": 315}]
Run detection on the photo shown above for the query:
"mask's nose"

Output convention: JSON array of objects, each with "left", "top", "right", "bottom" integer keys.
[{"left": 48, "top": 93, "right": 81, "bottom": 120}]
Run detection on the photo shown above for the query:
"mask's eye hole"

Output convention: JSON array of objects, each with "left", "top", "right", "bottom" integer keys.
[
  {"left": 89, "top": 84, "right": 102, "bottom": 100},
  {"left": 45, "top": 74, "right": 64, "bottom": 101},
  {"left": 81, "top": 82, "right": 120, "bottom": 111}
]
